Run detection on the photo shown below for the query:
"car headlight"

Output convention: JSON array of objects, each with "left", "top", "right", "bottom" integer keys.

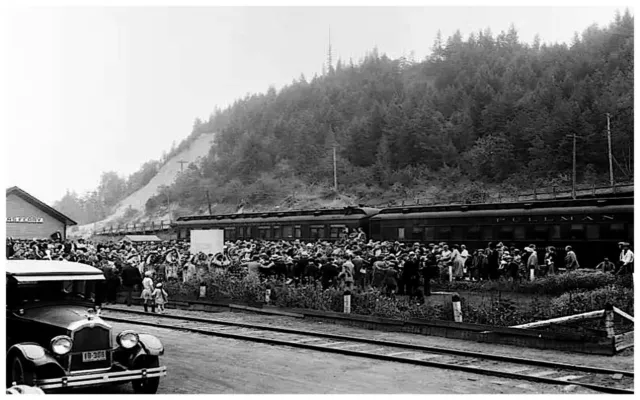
[
  {"left": 117, "top": 330, "right": 139, "bottom": 349},
  {"left": 50, "top": 335, "right": 73, "bottom": 355}
]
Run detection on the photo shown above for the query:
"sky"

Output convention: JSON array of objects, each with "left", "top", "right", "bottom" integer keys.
[{"left": 1, "top": 4, "right": 631, "bottom": 205}]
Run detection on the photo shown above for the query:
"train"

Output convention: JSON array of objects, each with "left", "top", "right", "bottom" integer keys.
[{"left": 170, "top": 196, "right": 633, "bottom": 264}]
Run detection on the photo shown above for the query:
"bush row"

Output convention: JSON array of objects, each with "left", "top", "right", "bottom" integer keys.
[
  {"left": 163, "top": 271, "right": 634, "bottom": 328},
  {"left": 435, "top": 270, "right": 632, "bottom": 296}
]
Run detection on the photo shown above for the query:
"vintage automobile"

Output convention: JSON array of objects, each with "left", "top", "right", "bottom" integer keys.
[{"left": 6, "top": 260, "right": 167, "bottom": 393}]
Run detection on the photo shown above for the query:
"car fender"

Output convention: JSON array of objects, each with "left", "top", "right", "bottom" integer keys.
[
  {"left": 137, "top": 334, "right": 164, "bottom": 356},
  {"left": 7, "top": 344, "right": 65, "bottom": 374}
]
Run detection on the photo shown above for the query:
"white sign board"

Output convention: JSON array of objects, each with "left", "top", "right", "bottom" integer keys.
[{"left": 190, "top": 229, "right": 224, "bottom": 255}]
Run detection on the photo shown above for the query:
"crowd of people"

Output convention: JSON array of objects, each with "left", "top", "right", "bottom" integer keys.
[{"left": 6, "top": 234, "right": 634, "bottom": 310}]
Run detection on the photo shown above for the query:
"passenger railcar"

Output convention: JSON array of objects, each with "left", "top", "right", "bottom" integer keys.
[
  {"left": 369, "top": 197, "right": 633, "bottom": 263},
  {"left": 173, "top": 207, "right": 380, "bottom": 242}
]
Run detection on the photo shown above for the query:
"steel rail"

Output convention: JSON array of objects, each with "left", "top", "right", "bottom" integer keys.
[
  {"left": 102, "top": 309, "right": 633, "bottom": 394},
  {"left": 102, "top": 307, "right": 633, "bottom": 377}
]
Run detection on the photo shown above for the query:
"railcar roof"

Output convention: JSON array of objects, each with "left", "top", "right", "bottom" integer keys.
[
  {"left": 371, "top": 204, "right": 633, "bottom": 220},
  {"left": 377, "top": 197, "right": 633, "bottom": 215},
  {"left": 6, "top": 260, "right": 105, "bottom": 281},
  {"left": 176, "top": 206, "right": 380, "bottom": 223}
]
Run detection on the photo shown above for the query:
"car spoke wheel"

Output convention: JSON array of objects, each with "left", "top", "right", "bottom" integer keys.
[
  {"left": 131, "top": 357, "right": 160, "bottom": 394},
  {"left": 9, "top": 356, "right": 35, "bottom": 387}
]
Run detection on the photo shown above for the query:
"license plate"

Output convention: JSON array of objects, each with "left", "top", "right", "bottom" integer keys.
[{"left": 82, "top": 350, "right": 106, "bottom": 362}]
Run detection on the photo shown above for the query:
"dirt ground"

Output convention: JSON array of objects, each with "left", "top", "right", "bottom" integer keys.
[
  {"left": 95, "top": 305, "right": 632, "bottom": 394},
  {"left": 107, "top": 304, "right": 634, "bottom": 372},
  {"left": 80, "top": 319, "right": 601, "bottom": 394}
]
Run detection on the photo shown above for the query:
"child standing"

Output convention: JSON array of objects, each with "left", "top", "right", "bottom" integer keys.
[
  {"left": 141, "top": 271, "right": 155, "bottom": 313},
  {"left": 152, "top": 283, "right": 168, "bottom": 314}
]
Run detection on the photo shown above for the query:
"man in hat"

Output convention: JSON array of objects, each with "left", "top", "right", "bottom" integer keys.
[
  {"left": 402, "top": 251, "right": 420, "bottom": 299},
  {"left": 618, "top": 243, "right": 634, "bottom": 275},
  {"left": 596, "top": 257, "right": 616, "bottom": 273},
  {"left": 121, "top": 259, "right": 143, "bottom": 306},
  {"left": 526, "top": 245, "right": 538, "bottom": 277},
  {"left": 564, "top": 246, "right": 579, "bottom": 271}
]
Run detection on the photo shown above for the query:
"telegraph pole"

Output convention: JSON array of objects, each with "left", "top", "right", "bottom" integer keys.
[
  {"left": 572, "top": 132, "right": 577, "bottom": 200},
  {"left": 333, "top": 145, "right": 338, "bottom": 192},
  {"left": 205, "top": 190, "right": 213, "bottom": 215},
  {"left": 606, "top": 113, "right": 614, "bottom": 186},
  {"left": 178, "top": 160, "right": 188, "bottom": 172}
]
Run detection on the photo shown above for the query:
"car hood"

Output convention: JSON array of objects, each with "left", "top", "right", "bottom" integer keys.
[{"left": 17, "top": 304, "right": 106, "bottom": 330}]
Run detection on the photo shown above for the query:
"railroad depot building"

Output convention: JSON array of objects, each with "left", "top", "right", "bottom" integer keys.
[{"left": 6, "top": 186, "right": 77, "bottom": 240}]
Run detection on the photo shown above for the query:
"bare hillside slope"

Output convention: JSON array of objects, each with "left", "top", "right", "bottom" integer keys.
[{"left": 71, "top": 132, "right": 215, "bottom": 237}]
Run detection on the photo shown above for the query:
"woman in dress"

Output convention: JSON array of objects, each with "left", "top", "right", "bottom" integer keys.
[
  {"left": 451, "top": 244, "right": 464, "bottom": 281},
  {"left": 140, "top": 271, "right": 155, "bottom": 313}
]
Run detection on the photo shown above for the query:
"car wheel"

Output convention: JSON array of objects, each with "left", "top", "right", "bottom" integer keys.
[
  {"left": 8, "top": 355, "right": 35, "bottom": 388},
  {"left": 131, "top": 357, "right": 160, "bottom": 394}
]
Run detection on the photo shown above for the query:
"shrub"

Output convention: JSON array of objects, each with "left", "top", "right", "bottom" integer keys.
[
  {"left": 549, "top": 285, "right": 634, "bottom": 316},
  {"left": 163, "top": 269, "right": 634, "bottom": 327},
  {"left": 437, "top": 270, "right": 622, "bottom": 296}
]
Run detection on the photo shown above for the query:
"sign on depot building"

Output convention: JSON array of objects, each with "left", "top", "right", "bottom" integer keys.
[{"left": 6, "top": 216, "right": 44, "bottom": 224}]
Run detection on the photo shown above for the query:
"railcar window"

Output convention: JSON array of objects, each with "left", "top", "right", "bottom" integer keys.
[
  {"left": 551, "top": 225, "right": 561, "bottom": 240},
  {"left": 586, "top": 225, "right": 600, "bottom": 240},
  {"left": 452, "top": 227, "right": 464, "bottom": 241},
  {"left": 330, "top": 225, "right": 345, "bottom": 238},
  {"left": 294, "top": 226, "right": 302, "bottom": 238},
  {"left": 370, "top": 221, "right": 381, "bottom": 236},
  {"left": 467, "top": 226, "right": 481, "bottom": 240},
  {"left": 533, "top": 226, "right": 549, "bottom": 241},
  {"left": 398, "top": 228, "right": 405, "bottom": 241},
  {"left": 382, "top": 227, "right": 396, "bottom": 240},
  {"left": 411, "top": 227, "right": 424, "bottom": 241},
  {"left": 481, "top": 226, "right": 493, "bottom": 241},
  {"left": 568, "top": 224, "right": 585, "bottom": 240},
  {"left": 273, "top": 226, "right": 281, "bottom": 239},
  {"left": 609, "top": 223, "right": 626, "bottom": 240},
  {"left": 259, "top": 227, "right": 268, "bottom": 239},
  {"left": 224, "top": 228, "right": 236, "bottom": 241},
  {"left": 283, "top": 226, "right": 294, "bottom": 238},
  {"left": 514, "top": 226, "right": 526, "bottom": 240},
  {"left": 245, "top": 226, "right": 252, "bottom": 237},
  {"left": 425, "top": 227, "right": 435, "bottom": 241},
  {"left": 311, "top": 226, "right": 325, "bottom": 239},
  {"left": 436, "top": 227, "right": 452, "bottom": 241},
  {"left": 498, "top": 226, "right": 514, "bottom": 241}
]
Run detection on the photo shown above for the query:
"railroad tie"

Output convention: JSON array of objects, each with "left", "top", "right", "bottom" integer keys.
[
  {"left": 499, "top": 366, "right": 535, "bottom": 374},
  {"left": 526, "top": 370, "right": 559, "bottom": 378},
  {"left": 293, "top": 338, "right": 326, "bottom": 343},
  {"left": 556, "top": 375, "right": 585, "bottom": 382},
  {"left": 411, "top": 354, "right": 444, "bottom": 361},
  {"left": 386, "top": 351, "right": 416, "bottom": 357},
  {"left": 316, "top": 342, "right": 348, "bottom": 347},
  {"left": 330, "top": 343, "right": 368, "bottom": 349}
]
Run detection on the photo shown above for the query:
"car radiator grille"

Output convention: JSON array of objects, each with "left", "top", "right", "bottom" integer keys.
[{"left": 70, "top": 326, "right": 112, "bottom": 372}]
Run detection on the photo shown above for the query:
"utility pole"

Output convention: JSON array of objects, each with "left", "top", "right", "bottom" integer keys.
[
  {"left": 205, "top": 190, "right": 213, "bottom": 215},
  {"left": 164, "top": 189, "right": 172, "bottom": 222},
  {"left": 178, "top": 160, "right": 188, "bottom": 173},
  {"left": 572, "top": 132, "right": 577, "bottom": 200},
  {"left": 606, "top": 113, "right": 614, "bottom": 186},
  {"left": 333, "top": 145, "right": 338, "bottom": 192}
]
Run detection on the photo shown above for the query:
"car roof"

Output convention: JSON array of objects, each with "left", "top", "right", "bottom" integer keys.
[{"left": 6, "top": 260, "right": 105, "bottom": 282}]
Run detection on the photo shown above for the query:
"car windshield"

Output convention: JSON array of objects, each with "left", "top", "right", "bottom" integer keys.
[{"left": 7, "top": 279, "right": 95, "bottom": 308}]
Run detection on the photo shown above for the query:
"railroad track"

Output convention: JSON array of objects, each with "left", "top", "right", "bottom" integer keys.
[{"left": 101, "top": 307, "right": 633, "bottom": 394}]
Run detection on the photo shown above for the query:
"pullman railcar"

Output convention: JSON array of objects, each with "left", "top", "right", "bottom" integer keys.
[
  {"left": 173, "top": 207, "right": 380, "bottom": 242},
  {"left": 369, "top": 197, "right": 633, "bottom": 263}
]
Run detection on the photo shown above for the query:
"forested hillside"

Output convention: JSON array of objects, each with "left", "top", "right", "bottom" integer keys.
[{"left": 62, "top": 10, "right": 635, "bottom": 223}]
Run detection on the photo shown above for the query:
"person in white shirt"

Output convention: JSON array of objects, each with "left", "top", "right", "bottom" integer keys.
[
  {"left": 618, "top": 243, "right": 634, "bottom": 275},
  {"left": 460, "top": 244, "right": 469, "bottom": 276}
]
